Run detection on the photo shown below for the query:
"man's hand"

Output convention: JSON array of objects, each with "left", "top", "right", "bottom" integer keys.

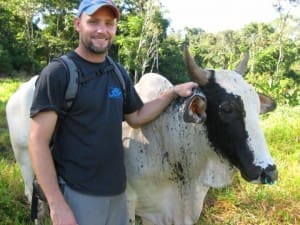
[
  {"left": 173, "top": 82, "right": 198, "bottom": 98},
  {"left": 50, "top": 200, "right": 77, "bottom": 225}
]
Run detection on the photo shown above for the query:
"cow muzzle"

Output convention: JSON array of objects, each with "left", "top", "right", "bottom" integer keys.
[
  {"left": 244, "top": 164, "right": 278, "bottom": 185},
  {"left": 260, "top": 165, "right": 278, "bottom": 185}
]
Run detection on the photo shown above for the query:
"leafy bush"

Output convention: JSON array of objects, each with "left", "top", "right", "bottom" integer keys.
[
  {"left": 246, "top": 72, "right": 300, "bottom": 106},
  {"left": 0, "top": 45, "right": 13, "bottom": 74}
]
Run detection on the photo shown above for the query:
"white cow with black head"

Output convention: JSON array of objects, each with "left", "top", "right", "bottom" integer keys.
[{"left": 123, "top": 48, "right": 277, "bottom": 225}]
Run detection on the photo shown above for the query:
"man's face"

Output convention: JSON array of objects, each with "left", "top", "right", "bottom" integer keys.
[{"left": 75, "top": 6, "right": 118, "bottom": 55}]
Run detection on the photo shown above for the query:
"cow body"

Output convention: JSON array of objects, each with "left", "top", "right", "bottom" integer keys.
[
  {"left": 123, "top": 71, "right": 276, "bottom": 225},
  {"left": 6, "top": 49, "right": 277, "bottom": 225}
]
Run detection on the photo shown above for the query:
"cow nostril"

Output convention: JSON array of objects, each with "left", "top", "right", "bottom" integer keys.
[
  {"left": 261, "top": 166, "right": 278, "bottom": 185},
  {"left": 263, "top": 176, "right": 276, "bottom": 185}
]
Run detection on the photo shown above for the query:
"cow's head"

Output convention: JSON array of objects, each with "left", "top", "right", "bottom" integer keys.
[{"left": 183, "top": 47, "right": 278, "bottom": 185}]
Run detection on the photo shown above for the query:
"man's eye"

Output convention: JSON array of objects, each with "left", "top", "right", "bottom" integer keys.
[
  {"left": 88, "top": 20, "right": 97, "bottom": 24},
  {"left": 106, "top": 21, "right": 115, "bottom": 26}
]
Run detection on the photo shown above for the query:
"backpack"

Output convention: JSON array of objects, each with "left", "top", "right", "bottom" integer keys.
[{"left": 30, "top": 54, "right": 127, "bottom": 221}]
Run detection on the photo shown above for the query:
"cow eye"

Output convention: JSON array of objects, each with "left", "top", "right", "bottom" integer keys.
[{"left": 219, "top": 102, "right": 233, "bottom": 114}]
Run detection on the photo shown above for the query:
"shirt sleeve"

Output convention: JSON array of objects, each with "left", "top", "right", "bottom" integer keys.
[
  {"left": 30, "top": 61, "right": 69, "bottom": 118},
  {"left": 117, "top": 65, "right": 144, "bottom": 114}
]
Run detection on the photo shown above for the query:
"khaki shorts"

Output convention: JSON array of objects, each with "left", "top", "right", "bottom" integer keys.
[{"left": 59, "top": 178, "right": 129, "bottom": 225}]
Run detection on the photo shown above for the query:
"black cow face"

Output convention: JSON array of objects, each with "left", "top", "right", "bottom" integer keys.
[
  {"left": 183, "top": 47, "right": 277, "bottom": 184},
  {"left": 202, "top": 74, "right": 276, "bottom": 183}
]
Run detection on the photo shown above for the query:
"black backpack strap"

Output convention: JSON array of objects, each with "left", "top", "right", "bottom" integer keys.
[
  {"left": 105, "top": 56, "right": 127, "bottom": 104},
  {"left": 30, "top": 184, "right": 39, "bottom": 221},
  {"left": 52, "top": 55, "right": 79, "bottom": 110}
]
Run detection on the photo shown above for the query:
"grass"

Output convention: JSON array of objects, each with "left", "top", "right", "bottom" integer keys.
[
  {"left": 0, "top": 159, "right": 32, "bottom": 225},
  {"left": 0, "top": 78, "right": 299, "bottom": 225}
]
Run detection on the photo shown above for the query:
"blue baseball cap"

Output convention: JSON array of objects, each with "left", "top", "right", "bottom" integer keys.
[{"left": 77, "top": 0, "right": 120, "bottom": 19}]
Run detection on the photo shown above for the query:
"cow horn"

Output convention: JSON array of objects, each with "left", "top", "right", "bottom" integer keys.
[
  {"left": 234, "top": 52, "right": 249, "bottom": 76},
  {"left": 183, "top": 47, "right": 209, "bottom": 85}
]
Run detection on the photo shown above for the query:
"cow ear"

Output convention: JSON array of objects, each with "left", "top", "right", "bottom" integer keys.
[
  {"left": 258, "top": 93, "right": 276, "bottom": 114},
  {"left": 183, "top": 92, "right": 207, "bottom": 123}
]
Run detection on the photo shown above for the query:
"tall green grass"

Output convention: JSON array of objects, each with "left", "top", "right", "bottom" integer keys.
[
  {"left": 0, "top": 159, "right": 32, "bottom": 225},
  {"left": 0, "top": 78, "right": 299, "bottom": 224}
]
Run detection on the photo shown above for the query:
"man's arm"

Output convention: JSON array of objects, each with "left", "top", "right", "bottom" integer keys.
[
  {"left": 29, "top": 111, "right": 77, "bottom": 225},
  {"left": 124, "top": 82, "right": 198, "bottom": 128}
]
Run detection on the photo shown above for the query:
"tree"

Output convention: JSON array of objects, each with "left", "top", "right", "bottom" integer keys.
[
  {"left": 2, "top": 0, "right": 43, "bottom": 73},
  {"left": 240, "top": 23, "right": 276, "bottom": 74},
  {"left": 115, "top": 0, "right": 168, "bottom": 83},
  {"left": 273, "top": 0, "right": 300, "bottom": 82},
  {"left": 0, "top": 0, "right": 78, "bottom": 73},
  {"left": 158, "top": 36, "right": 189, "bottom": 84},
  {"left": 0, "top": 6, "right": 15, "bottom": 74},
  {"left": 36, "top": 0, "right": 79, "bottom": 65}
]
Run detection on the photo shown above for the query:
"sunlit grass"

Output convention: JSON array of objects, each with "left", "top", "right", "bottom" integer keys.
[
  {"left": 0, "top": 159, "right": 32, "bottom": 225},
  {"left": 0, "top": 77, "right": 24, "bottom": 102}
]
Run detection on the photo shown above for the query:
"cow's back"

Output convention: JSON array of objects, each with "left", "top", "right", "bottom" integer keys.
[{"left": 6, "top": 75, "right": 37, "bottom": 201}]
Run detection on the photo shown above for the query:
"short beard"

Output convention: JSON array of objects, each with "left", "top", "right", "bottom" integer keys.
[
  {"left": 84, "top": 40, "right": 112, "bottom": 55},
  {"left": 87, "top": 44, "right": 110, "bottom": 55}
]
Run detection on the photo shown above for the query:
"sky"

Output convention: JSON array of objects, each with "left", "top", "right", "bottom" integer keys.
[{"left": 160, "top": 0, "right": 299, "bottom": 33}]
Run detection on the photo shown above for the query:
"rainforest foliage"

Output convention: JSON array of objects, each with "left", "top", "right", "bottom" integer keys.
[{"left": 0, "top": 0, "right": 299, "bottom": 105}]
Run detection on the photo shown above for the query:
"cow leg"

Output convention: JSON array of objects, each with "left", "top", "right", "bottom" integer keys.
[
  {"left": 12, "top": 145, "right": 34, "bottom": 203},
  {"left": 126, "top": 184, "right": 138, "bottom": 225},
  {"left": 127, "top": 200, "right": 136, "bottom": 225}
]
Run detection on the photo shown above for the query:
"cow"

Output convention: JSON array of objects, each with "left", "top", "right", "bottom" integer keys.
[
  {"left": 123, "top": 48, "right": 278, "bottom": 225},
  {"left": 5, "top": 47, "right": 277, "bottom": 225}
]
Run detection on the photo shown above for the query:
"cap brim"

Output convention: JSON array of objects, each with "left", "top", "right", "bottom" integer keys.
[{"left": 85, "top": 4, "right": 120, "bottom": 19}]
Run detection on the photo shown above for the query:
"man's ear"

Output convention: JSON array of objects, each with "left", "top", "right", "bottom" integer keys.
[{"left": 74, "top": 17, "right": 80, "bottom": 32}]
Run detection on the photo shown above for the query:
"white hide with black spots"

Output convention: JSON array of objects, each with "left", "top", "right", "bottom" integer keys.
[{"left": 123, "top": 72, "right": 276, "bottom": 225}]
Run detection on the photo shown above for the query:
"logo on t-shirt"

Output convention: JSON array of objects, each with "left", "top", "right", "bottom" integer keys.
[{"left": 108, "top": 86, "right": 122, "bottom": 99}]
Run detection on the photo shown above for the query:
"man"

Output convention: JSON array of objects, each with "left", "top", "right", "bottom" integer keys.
[{"left": 28, "top": 0, "right": 198, "bottom": 225}]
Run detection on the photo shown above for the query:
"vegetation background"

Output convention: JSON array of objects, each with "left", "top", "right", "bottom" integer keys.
[{"left": 0, "top": 0, "right": 299, "bottom": 224}]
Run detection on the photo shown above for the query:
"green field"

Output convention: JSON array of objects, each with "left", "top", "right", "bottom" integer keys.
[{"left": 0, "top": 78, "right": 299, "bottom": 225}]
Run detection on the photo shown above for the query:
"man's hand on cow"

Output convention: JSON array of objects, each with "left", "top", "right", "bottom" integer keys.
[{"left": 173, "top": 82, "right": 199, "bottom": 98}]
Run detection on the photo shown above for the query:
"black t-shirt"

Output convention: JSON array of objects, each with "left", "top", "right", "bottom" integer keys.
[{"left": 30, "top": 51, "right": 144, "bottom": 196}]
